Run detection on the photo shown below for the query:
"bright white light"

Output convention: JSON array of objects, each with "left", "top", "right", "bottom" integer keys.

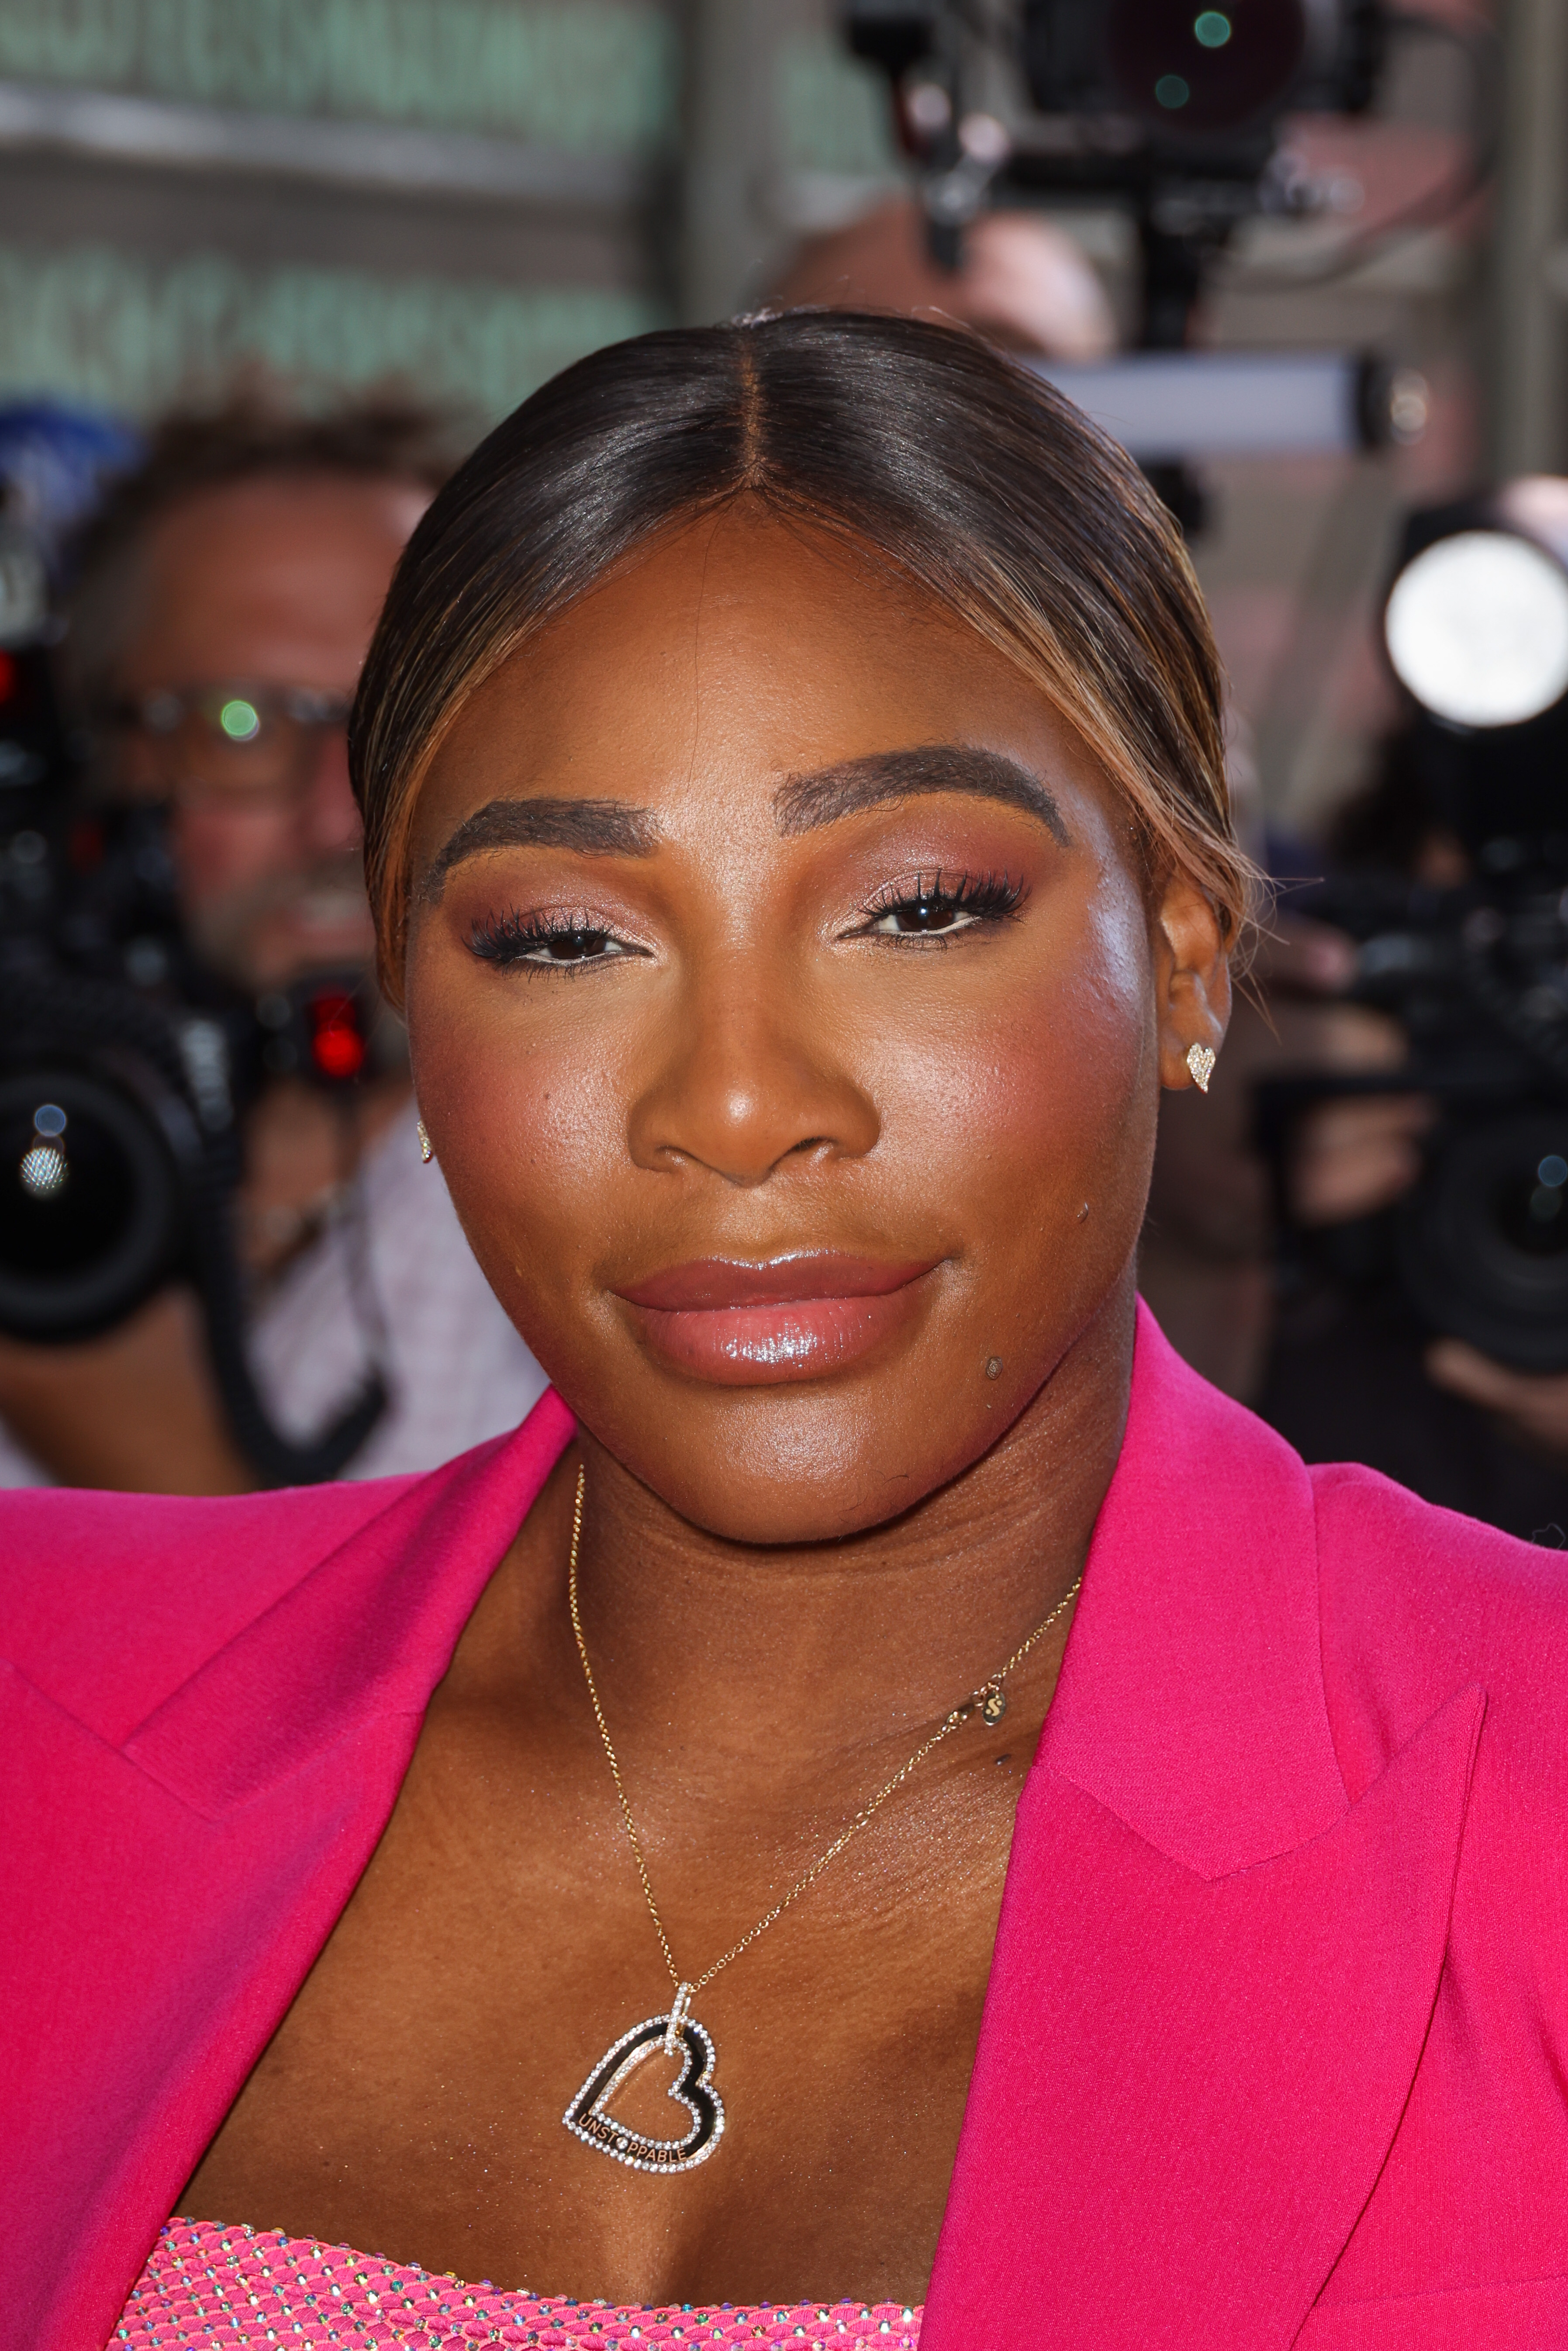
[
  {"left": 1385, "top": 530, "right": 1568, "bottom": 728},
  {"left": 19, "top": 1143, "right": 65, "bottom": 1197}
]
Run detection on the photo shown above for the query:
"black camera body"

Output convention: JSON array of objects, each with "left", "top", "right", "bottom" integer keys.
[
  {"left": 846, "top": 0, "right": 1389, "bottom": 332},
  {"left": 0, "top": 647, "right": 386, "bottom": 1480},
  {"left": 848, "top": 0, "right": 1383, "bottom": 146},
  {"left": 1261, "top": 485, "right": 1568, "bottom": 1376},
  {"left": 1016, "top": 0, "right": 1383, "bottom": 147},
  {"left": 1263, "top": 857, "right": 1568, "bottom": 1375}
]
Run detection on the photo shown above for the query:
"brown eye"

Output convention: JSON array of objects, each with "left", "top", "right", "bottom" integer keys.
[
  {"left": 541, "top": 928, "right": 615, "bottom": 961},
  {"left": 852, "top": 871, "right": 1027, "bottom": 942},
  {"left": 468, "top": 912, "right": 645, "bottom": 968},
  {"left": 891, "top": 899, "right": 962, "bottom": 933}
]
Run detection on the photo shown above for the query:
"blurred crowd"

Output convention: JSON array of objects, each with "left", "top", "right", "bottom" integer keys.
[{"left": 2, "top": 196, "right": 1565, "bottom": 1544}]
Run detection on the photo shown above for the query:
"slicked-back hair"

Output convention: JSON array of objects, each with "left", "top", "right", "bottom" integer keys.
[{"left": 351, "top": 311, "right": 1248, "bottom": 1001}]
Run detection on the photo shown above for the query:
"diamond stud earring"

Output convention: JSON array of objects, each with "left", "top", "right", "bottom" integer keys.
[
  {"left": 1186, "top": 1044, "right": 1216, "bottom": 1093},
  {"left": 417, "top": 1118, "right": 434, "bottom": 1164}
]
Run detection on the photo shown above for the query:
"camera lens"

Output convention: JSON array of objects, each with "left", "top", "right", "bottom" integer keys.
[
  {"left": 0, "top": 1066, "right": 183, "bottom": 1340},
  {"left": 1496, "top": 1151, "right": 1568, "bottom": 1258},
  {"left": 1398, "top": 1113, "right": 1568, "bottom": 1372},
  {"left": 1106, "top": 0, "right": 1308, "bottom": 134}
]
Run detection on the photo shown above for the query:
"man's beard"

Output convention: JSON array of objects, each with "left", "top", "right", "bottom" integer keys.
[{"left": 183, "top": 852, "right": 380, "bottom": 994}]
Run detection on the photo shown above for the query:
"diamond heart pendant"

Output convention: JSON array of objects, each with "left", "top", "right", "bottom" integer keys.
[{"left": 563, "top": 1984, "right": 725, "bottom": 2174}]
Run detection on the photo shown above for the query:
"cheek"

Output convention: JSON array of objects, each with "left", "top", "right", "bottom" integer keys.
[
  {"left": 870, "top": 873, "right": 1157, "bottom": 1238},
  {"left": 406, "top": 969, "right": 634, "bottom": 1306}
]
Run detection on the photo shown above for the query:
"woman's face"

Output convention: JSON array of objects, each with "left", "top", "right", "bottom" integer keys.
[{"left": 405, "top": 508, "right": 1227, "bottom": 1542}]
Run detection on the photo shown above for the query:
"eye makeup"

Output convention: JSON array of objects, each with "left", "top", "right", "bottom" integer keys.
[
  {"left": 467, "top": 908, "right": 647, "bottom": 969},
  {"left": 846, "top": 869, "right": 1028, "bottom": 942},
  {"left": 464, "top": 866, "right": 1029, "bottom": 973}
]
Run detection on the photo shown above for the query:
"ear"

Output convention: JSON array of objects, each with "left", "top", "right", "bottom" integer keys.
[{"left": 1153, "top": 869, "right": 1232, "bottom": 1091}]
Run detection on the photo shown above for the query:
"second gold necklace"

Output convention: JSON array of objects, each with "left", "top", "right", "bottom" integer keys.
[{"left": 560, "top": 1466, "right": 1083, "bottom": 2174}]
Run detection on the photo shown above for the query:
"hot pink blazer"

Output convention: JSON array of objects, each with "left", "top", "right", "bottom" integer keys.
[{"left": 4, "top": 1305, "right": 1568, "bottom": 2349}]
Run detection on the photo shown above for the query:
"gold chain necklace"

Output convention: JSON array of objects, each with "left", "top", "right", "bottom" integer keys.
[{"left": 560, "top": 1464, "right": 1083, "bottom": 2175}]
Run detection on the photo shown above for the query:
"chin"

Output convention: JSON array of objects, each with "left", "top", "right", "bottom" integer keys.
[{"left": 577, "top": 1372, "right": 1004, "bottom": 1548}]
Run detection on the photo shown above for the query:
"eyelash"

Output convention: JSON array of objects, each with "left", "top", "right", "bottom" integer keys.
[
  {"left": 847, "top": 870, "right": 1027, "bottom": 944},
  {"left": 467, "top": 909, "right": 642, "bottom": 971},
  {"left": 465, "top": 869, "right": 1027, "bottom": 973}
]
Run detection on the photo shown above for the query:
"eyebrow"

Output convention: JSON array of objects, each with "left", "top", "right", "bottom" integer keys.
[
  {"left": 422, "top": 796, "right": 659, "bottom": 902},
  {"left": 773, "top": 746, "right": 1070, "bottom": 846}
]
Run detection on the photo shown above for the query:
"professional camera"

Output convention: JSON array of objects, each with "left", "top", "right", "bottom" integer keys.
[
  {"left": 1261, "top": 492, "right": 1568, "bottom": 1375},
  {"left": 0, "top": 608, "right": 387, "bottom": 1481},
  {"left": 845, "top": 0, "right": 1394, "bottom": 336},
  {"left": 842, "top": 3, "right": 1481, "bottom": 530}
]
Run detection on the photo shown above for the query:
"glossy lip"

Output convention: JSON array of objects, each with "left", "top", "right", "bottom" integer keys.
[{"left": 616, "top": 1253, "right": 938, "bottom": 1386}]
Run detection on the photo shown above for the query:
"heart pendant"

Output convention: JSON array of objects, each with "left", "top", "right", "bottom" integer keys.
[{"left": 563, "top": 1989, "right": 725, "bottom": 2174}]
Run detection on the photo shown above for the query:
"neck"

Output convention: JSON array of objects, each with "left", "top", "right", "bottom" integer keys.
[{"left": 545, "top": 1280, "right": 1136, "bottom": 1787}]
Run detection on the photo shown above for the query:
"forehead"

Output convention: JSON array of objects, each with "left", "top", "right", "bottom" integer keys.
[
  {"left": 145, "top": 472, "right": 424, "bottom": 580},
  {"left": 418, "top": 508, "right": 1082, "bottom": 836},
  {"left": 122, "top": 473, "right": 427, "bottom": 683}
]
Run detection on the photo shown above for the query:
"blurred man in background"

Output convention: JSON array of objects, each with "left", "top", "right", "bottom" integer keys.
[{"left": 0, "top": 394, "right": 545, "bottom": 1491}]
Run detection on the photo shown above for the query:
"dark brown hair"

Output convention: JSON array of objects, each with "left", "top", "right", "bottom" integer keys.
[
  {"left": 351, "top": 311, "right": 1247, "bottom": 999},
  {"left": 65, "top": 383, "right": 464, "bottom": 710}
]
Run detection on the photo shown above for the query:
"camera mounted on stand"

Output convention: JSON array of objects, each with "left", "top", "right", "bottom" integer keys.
[
  {"left": 843, "top": 2, "right": 1482, "bottom": 529},
  {"left": 847, "top": 0, "right": 1384, "bottom": 329}
]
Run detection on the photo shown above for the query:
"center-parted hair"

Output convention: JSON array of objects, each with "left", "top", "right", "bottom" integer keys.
[{"left": 351, "top": 310, "right": 1247, "bottom": 999}]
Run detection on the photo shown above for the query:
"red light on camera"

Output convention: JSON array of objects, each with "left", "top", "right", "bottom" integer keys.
[{"left": 308, "top": 991, "right": 366, "bottom": 1080}]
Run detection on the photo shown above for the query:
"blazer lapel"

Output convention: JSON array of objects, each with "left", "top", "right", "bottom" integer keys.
[
  {"left": 6, "top": 1391, "right": 575, "bottom": 2351},
  {"left": 924, "top": 1687, "right": 1482, "bottom": 2351},
  {"left": 125, "top": 1388, "right": 575, "bottom": 1815},
  {"left": 923, "top": 1310, "right": 1484, "bottom": 2350}
]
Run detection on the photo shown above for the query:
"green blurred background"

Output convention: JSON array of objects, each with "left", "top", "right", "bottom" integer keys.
[
  {"left": 0, "top": 0, "right": 1556, "bottom": 837},
  {"left": 0, "top": 0, "right": 901, "bottom": 423}
]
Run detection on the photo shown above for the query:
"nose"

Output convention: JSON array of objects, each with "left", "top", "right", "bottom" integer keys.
[
  {"left": 297, "top": 725, "right": 362, "bottom": 857},
  {"left": 629, "top": 949, "right": 880, "bottom": 1188}
]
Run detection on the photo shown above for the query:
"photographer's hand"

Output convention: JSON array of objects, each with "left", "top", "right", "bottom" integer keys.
[
  {"left": 0, "top": 1286, "right": 254, "bottom": 1494},
  {"left": 1426, "top": 1339, "right": 1568, "bottom": 1466},
  {"left": 1291, "top": 1092, "right": 1435, "bottom": 1226}
]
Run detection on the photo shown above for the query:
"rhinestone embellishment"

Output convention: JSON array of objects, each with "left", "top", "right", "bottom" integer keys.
[{"left": 564, "top": 1988, "right": 725, "bottom": 2174}]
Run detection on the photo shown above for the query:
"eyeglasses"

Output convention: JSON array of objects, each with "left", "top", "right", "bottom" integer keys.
[{"left": 108, "top": 682, "right": 354, "bottom": 810}]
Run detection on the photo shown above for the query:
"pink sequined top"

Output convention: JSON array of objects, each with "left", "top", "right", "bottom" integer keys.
[{"left": 117, "top": 2222, "right": 924, "bottom": 2348}]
